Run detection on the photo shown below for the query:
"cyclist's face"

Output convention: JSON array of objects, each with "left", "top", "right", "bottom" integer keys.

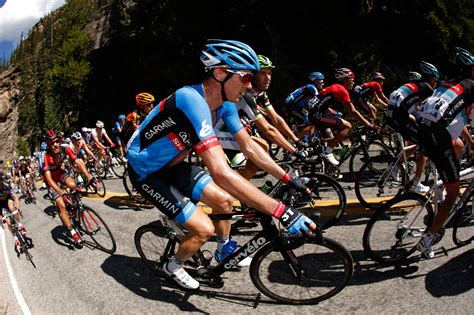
[
  {"left": 314, "top": 80, "right": 324, "bottom": 90},
  {"left": 254, "top": 69, "right": 272, "bottom": 91},
  {"left": 343, "top": 77, "right": 355, "bottom": 90},
  {"left": 48, "top": 140, "right": 61, "bottom": 153},
  {"left": 225, "top": 70, "right": 253, "bottom": 102}
]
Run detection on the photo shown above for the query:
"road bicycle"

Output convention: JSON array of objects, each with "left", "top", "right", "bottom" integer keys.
[
  {"left": 62, "top": 190, "right": 117, "bottom": 254},
  {"left": 135, "top": 210, "right": 353, "bottom": 305},
  {"left": 2, "top": 209, "right": 35, "bottom": 268},
  {"left": 362, "top": 165, "right": 473, "bottom": 264}
]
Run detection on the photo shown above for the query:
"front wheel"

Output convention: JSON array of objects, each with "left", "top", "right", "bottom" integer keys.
[
  {"left": 452, "top": 191, "right": 473, "bottom": 247},
  {"left": 80, "top": 206, "right": 116, "bottom": 254},
  {"left": 363, "top": 192, "right": 433, "bottom": 264},
  {"left": 250, "top": 235, "right": 353, "bottom": 305}
]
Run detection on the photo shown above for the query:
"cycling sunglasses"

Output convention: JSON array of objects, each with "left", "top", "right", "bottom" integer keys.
[{"left": 226, "top": 69, "right": 254, "bottom": 84}]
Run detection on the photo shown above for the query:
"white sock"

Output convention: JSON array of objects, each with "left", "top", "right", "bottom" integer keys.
[
  {"left": 325, "top": 147, "right": 333, "bottom": 154},
  {"left": 216, "top": 236, "right": 229, "bottom": 252},
  {"left": 167, "top": 256, "right": 184, "bottom": 272},
  {"left": 412, "top": 177, "right": 420, "bottom": 186}
]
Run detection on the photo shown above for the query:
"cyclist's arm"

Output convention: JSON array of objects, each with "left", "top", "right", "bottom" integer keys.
[
  {"left": 342, "top": 101, "right": 373, "bottom": 127},
  {"left": 103, "top": 131, "right": 115, "bottom": 147},
  {"left": 199, "top": 143, "right": 280, "bottom": 214},
  {"left": 461, "top": 126, "right": 474, "bottom": 148},
  {"left": 373, "top": 93, "right": 388, "bottom": 108},
  {"left": 234, "top": 128, "right": 287, "bottom": 179},
  {"left": 254, "top": 117, "right": 297, "bottom": 153},
  {"left": 377, "top": 90, "right": 389, "bottom": 104},
  {"left": 261, "top": 106, "right": 299, "bottom": 142},
  {"left": 81, "top": 141, "right": 96, "bottom": 159},
  {"left": 73, "top": 158, "right": 92, "bottom": 182},
  {"left": 43, "top": 171, "right": 64, "bottom": 197}
]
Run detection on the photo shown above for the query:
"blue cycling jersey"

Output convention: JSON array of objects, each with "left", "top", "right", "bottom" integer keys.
[
  {"left": 285, "top": 84, "right": 318, "bottom": 111},
  {"left": 127, "top": 84, "right": 244, "bottom": 178}
]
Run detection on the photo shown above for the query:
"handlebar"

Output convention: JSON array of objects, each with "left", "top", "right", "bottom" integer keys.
[{"left": 2, "top": 209, "right": 19, "bottom": 221}]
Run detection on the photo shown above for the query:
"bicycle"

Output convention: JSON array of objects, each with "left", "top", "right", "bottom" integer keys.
[
  {"left": 362, "top": 165, "right": 474, "bottom": 265},
  {"left": 62, "top": 190, "right": 117, "bottom": 254},
  {"left": 2, "top": 209, "right": 35, "bottom": 268},
  {"left": 135, "top": 210, "right": 353, "bottom": 304}
]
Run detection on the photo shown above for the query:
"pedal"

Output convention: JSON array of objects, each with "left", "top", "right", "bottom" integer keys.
[{"left": 194, "top": 268, "right": 224, "bottom": 288}]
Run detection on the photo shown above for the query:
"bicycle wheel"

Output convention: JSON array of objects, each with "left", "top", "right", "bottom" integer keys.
[
  {"left": 355, "top": 155, "right": 407, "bottom": 209},
  {"left": 348, "top": 140, "right": 392, "bottom": 177},
  {"left": 452, "top": 190, "right": 473, "bottom": 247},
  {"left": 135, "top": 222, "right": 174, "bottom": 277},
  {"left": 250, "top": 235, "right": 353, "bottom": 305},
  {"left": 110, "top": 156, "right": 127, "bottom": 178},
  {"left": 299, "top": 173, "right": 346, "bottom": 230},
  {"left": 122, "top": 170, "right": 147, "bottom": 203},
  {"left": 363, "top": 192, "right": 434, "bottom": 264},
  {"left": 17, "top": 233, "right": 36, "bottom": 268},
  {"left": 80, "top": 206, "right": 116, "bottom": 254}
]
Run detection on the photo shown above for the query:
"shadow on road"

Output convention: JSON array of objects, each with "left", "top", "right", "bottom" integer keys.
[
  {"left": 44, "top": 205, "right": 58, "bottom": 219},
  {"left": 103, "top": 196, "right": 154, "bottom": 211},
  {"left": 425, "top": 248, "right": 473, "bottom": 297},
  {"left": 50, "top": 225, "right": 82, "bottom": 250},
  {"left": 101, "top": 254, "right": 271, "bottom": 311}
]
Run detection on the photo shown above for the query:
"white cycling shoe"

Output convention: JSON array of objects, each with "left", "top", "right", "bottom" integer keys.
[
  {"left": 322, "top": 153, "right": 340, "bottom": 166},
  {"left": 163, "top": 262, "right": 200, "bottom": 290}
]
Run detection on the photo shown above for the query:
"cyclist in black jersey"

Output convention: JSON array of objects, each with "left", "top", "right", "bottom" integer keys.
[{"left": 127, "top": 40, "right": 316, "bottom": 290}]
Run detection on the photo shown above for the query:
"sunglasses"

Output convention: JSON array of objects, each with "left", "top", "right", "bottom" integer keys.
[
  {"left": 49, "top": 140, "right": 61, "bottom": 146},
  {"left": 226, "top": 69, "right": 254, "bottom": 84}
]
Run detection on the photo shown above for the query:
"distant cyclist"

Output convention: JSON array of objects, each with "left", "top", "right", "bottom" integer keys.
[
  {"left": 121, "top": 93, "right": 155, "bottom": 148},
  {"left": 127, "top": 39, "right": 316, "bottom": 290},
  {"left": 385, "top": 61, "right": 440, "bottom": 193},
  {"left": 416, "top": 47, "right": 474, "bottom": 258},
  {"left": 90, "top": 120, "right": 115, "bottom": 159},
  {"left": 353, "top": 72, "right": 389, "bottom": 120},
  {"left": 111, "top": 114, "right": 126, "bottom": 157}
]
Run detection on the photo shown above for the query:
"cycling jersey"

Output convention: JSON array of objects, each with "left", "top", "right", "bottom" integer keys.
[
  {"left": 250, "top": 89, "right": 273, "bottom": 110},
  {"left": 285, "top": 84, "right": 318, "bottom": 112},
  {"left": 71, "top": 140, "right": 88, "bottom": 158},
  {"left": 90, "top": 128, "right": 108, "bottom": 147},
  {"left": 19, "top": 164, "right": 30, "bottom": 175},
  {"left": 127, "top": 84, "right": 244, "bottom": 179},
  {"left": 418, "top": 78, "right": 474, "bottom": 140},
  {"left": 307, "top": 83, "right": 350, "bottom": 128},
  {"left": 111, "top": 120, "right": 123, "bottom": 135},
  {"left": 388, "top": 81, "right": 434, "bottom": 114},
  {"left": 43, "top": 147, "right": 77, "bottom": 183},
  {"left": 214, "top": 91, "right": 260, "bottom": 150}
]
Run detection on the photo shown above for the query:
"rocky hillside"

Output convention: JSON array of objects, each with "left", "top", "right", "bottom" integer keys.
[{"left": 0, "top": 66, "right": 21, "bottom": 160}]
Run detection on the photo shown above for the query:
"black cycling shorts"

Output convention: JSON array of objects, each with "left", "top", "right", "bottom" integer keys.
[
  {"left": 384, "top": 106, "right": 418, "bottom": 144},
  {"left": 353, "top": 97, "right": 372, "bottom": 115},
  {"left": 308, "top": 111, "right": 342, "bottom": 129},
  {"left": 128, "top": 162, "right": 213, "bottom": 224},
  {"left": 418, "top": 119, "right": 460, "bottom": 184}
]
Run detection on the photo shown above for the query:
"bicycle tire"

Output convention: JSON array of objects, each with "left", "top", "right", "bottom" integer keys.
[
  {"left": 348, "top": 140, "right": 392, "bottom": 177},
  {"left": 250, "top": 235, "right": 353, "bottom": 305},
  {"left": 355, "top": 155, "right": 407, "bottom": 209},
  {"left": 299, "top": 173, "right": 346, "bottom": 230},
  {"left": 110, "top": 156, "right": 127, "bottom": 178},
  {"left": 135, "top": 222, "right": 174, "bottom": 278},
  {"left": 122, "top": 170, "right": 147, "bottom": 204},
  {"left": 17, "top": 232, "right": 36, "bottom": 268},
  {"left": 452, "top": 190, "right": 473, "bottom": 247},
  {"left": 80, "top": 206, "right": 116, "bottom": 254},
  {"left": 363, "top": 192, "right": 434, "bottom": 264}
]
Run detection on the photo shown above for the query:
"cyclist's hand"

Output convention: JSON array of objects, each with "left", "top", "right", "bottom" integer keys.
[
  {"left": 370, "top": 124, "right": 381, "bottom": 132},
  {"left": 293, "top": 149, "right": 308, "bottom": 160},
  {"left": 275, "top": 205, "right": 315, "bottom": 235},
  {"left": 287, "top": 176, "right": 310, "bottom": 194},
  {"left": 295, "top": 139, "right": 309, "bottom": 149}
]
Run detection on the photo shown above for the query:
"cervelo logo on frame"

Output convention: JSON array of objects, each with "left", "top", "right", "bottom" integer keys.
[
  {"left": 224, "top": 237, "right": 266, "bottom": 269},
  {"left": 199, "top": 120, "right": 213, "bottom": 138}
]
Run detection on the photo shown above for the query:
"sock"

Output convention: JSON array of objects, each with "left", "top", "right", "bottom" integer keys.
[
  {"left": 412, "top": 176, "right": 420, "bottom": 186},
  {"left": 325, "top": 147, "right": 333, "bottom": 154},
  {"left": 167, "top": 256, "right": 184, "bottom": 272},
  {"left": 216, "top": 236, "right": 229, "bottom": 253}
]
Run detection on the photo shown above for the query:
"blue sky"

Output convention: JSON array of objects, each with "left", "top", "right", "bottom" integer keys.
[{"left": 0, "top": 0, "right": 65, "bottom": 63}]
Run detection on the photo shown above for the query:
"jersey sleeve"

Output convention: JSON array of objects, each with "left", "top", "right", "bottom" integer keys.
[
  {"left": 65, "top": 147, "right": 78, "bottom": 161},
  {"left": 175, "top": 87, "right": 220, "bottom": 154},
  {"left": 221, "top": 102, "right": 245, "bottom": 134},
  {"left": 334, "top": 85, "right": 351, "bottom": 103}
]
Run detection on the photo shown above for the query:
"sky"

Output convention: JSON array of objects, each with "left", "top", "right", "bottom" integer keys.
[{"left": 0, "top": 0, "right": 65, "bottom": 62}]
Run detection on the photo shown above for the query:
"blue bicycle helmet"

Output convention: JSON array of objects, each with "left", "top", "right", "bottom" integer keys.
[
  {"left": 118, "top": 114, "right": 126, "bottom": 120},
  {"left": 200, "top": 39, "right": 260, "bottom": 71},
  {"left": 454, "top": 47, "right": 473, "bottom": 67},
  {"left": 308, "top": 72, "right": 325, "bottom": 82},
  {"left": 419, "top": 61, "right": 440, "bottom": 80}
]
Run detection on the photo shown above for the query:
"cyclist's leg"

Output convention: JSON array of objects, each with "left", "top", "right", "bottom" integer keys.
[{"left": 325, "top": 117, "right": 351, "bottom": 151}]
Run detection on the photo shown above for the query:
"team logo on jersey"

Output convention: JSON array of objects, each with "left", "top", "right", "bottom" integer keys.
[
  {"left": 178, "top": 132, "right": 192, "bottom": 146},
  {"left": 199, "top": 120, "right": 213, "bottom": 138}
]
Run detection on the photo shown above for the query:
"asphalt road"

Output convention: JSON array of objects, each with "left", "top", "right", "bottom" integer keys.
[{"left": 0, "top": 171, "right": 473, "bottom": 314}]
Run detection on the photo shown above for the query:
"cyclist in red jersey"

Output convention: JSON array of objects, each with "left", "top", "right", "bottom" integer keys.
[
  {"left": 353, "top": 72, "right": 389, "bottom": 120},
  {"left": 308, "top": 68, "right": 377, "bottom": 165},
  {"left": 43, "top": 130, "right": 93, "bottom": 244}
]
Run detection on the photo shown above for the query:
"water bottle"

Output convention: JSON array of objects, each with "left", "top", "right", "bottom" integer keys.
[
  {"left": 260, "top": 181, "right": 273, "bottom": 194},
  {"left": 337, "top": 144, "right": 349, "bottom": 159}
]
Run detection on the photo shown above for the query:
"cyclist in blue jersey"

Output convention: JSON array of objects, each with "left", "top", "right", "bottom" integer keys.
[
  {"left": 127, "top": 39, "right": 316, "bottom": 290},
  {"left": 112, "top": 114, "right": 126, "bottom": 157},
  {"left": 416, "top": 47, "right": 474, "bottom": 258}
]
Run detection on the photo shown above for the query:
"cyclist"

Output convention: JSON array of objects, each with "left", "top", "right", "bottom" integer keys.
[
  {"left": 353, "top": 72, "right": 389, "bottom": 120},
  {"left": 18, "top": 156, "right": 34, "bottom": 198},
  {"left": 416, "top": 47, "right": 474, "bottom": 258},
  {"left": 90, "top": 120, "right": 115, "bottom": 159},
  {"left": 0, "top": 172, "right": 28, "bottom": 254},
  {"left": 307, "top": 68, "right": 378, "bottom": 166},
  {"left": 43, "top": 130, "right": 93, "bottom": 244},
  {"left": 71, "top": 131, "right": 96, "bottom": 162},
  {"left": 127, "top": 39, "right": 316, "bottom": 290},
  {"left": 249, "top": 55, "right": 300, "bottom": 143},
  {"left": 112, "top": 114, "right": 126, "bottom": 157},
  {"left": 81, "top": 127, "right": 93, "bottom": 146},
  {"left": 385, "top": 61, "right": 440, "bottom": 193}
]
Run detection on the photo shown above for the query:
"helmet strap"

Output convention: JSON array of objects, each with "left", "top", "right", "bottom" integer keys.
[{"left": 212, "top": 71, "right": 233, "bottom": 102}]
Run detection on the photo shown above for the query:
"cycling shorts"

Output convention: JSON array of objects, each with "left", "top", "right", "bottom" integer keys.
[
  {"left": 384, "top": 106, "right": 418, "bottom": 144},
  {"left": 128, "top": 162, "right": 213, "bottom": 224},
  {"left": 418, "top": 118, "right": 460, "bottom": 184},
  {"left": 353, "top": 97, "right": 372, "bottom": 115},
  {"left": 308, "top": 111, "right": 342, "bottom": 129}
]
